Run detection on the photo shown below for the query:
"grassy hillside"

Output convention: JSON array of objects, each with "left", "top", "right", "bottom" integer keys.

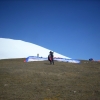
[{"left": 0, "top": 59, "right": 100, "bottom": 100}]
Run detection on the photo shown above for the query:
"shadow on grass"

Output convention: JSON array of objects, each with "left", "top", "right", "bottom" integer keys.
[{"left": 44, "top": 62, "right": 52, "bottom": 65}]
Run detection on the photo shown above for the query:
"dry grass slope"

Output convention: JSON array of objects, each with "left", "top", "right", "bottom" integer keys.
[{"left": 0, "top": 58, "right": 100, "bottom": 100}]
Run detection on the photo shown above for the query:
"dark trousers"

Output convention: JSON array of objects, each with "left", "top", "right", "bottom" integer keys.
[{"left": 50, "top": 57, "right": 54, "bottom": 65}]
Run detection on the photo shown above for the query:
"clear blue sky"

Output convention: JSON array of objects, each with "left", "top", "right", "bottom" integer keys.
[{"left": 0, "top": 0, "right": 100, "bottom": 60}]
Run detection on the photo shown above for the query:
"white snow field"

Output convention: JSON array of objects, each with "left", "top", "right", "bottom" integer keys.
[{"left": 0, "top": 38, "right": 71, "bottom": 59}]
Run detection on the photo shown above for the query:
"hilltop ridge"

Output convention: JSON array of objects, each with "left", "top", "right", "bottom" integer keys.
[{"left": 0, "top": 38, "right": 71, "bottom": 59}]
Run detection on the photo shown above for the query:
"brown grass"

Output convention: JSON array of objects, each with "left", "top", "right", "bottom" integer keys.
[{"left": 0, "top": 59, "right": 100, "bottom": 100}]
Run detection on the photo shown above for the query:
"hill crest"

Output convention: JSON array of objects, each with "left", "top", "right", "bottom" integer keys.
[{"left": 0, "top": 38, "right": 71, "bottom": 59}]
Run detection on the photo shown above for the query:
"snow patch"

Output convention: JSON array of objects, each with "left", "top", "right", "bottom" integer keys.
[{"left": 0, "top": 38, "right": 71, "bottom": 59}]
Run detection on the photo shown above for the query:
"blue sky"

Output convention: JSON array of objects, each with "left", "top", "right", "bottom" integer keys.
[{"left": 0, "top": 0, "right": 100, "bottom": 60}]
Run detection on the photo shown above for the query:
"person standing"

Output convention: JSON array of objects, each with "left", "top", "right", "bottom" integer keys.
[{"left": 49, "top": 51, "right": 54, "bottom": 65}]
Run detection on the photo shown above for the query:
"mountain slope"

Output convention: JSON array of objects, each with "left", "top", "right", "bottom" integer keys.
[
  {"left": 0, "top": 38, "right": 71, "bottom": 59},
  {"left": 0, "top": 59, "right": 100, "bottom": 100}
]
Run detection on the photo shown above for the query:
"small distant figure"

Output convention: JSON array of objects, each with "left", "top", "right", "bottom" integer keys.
[
  {"left": 37, "top": 53, "right": 39, "bottom": 58},
  {"left": 89, "top": 58, "right": 94, "bottom": 61},
  {"left": 48, "top": 51, "right": 54, "bottom": 65}
]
